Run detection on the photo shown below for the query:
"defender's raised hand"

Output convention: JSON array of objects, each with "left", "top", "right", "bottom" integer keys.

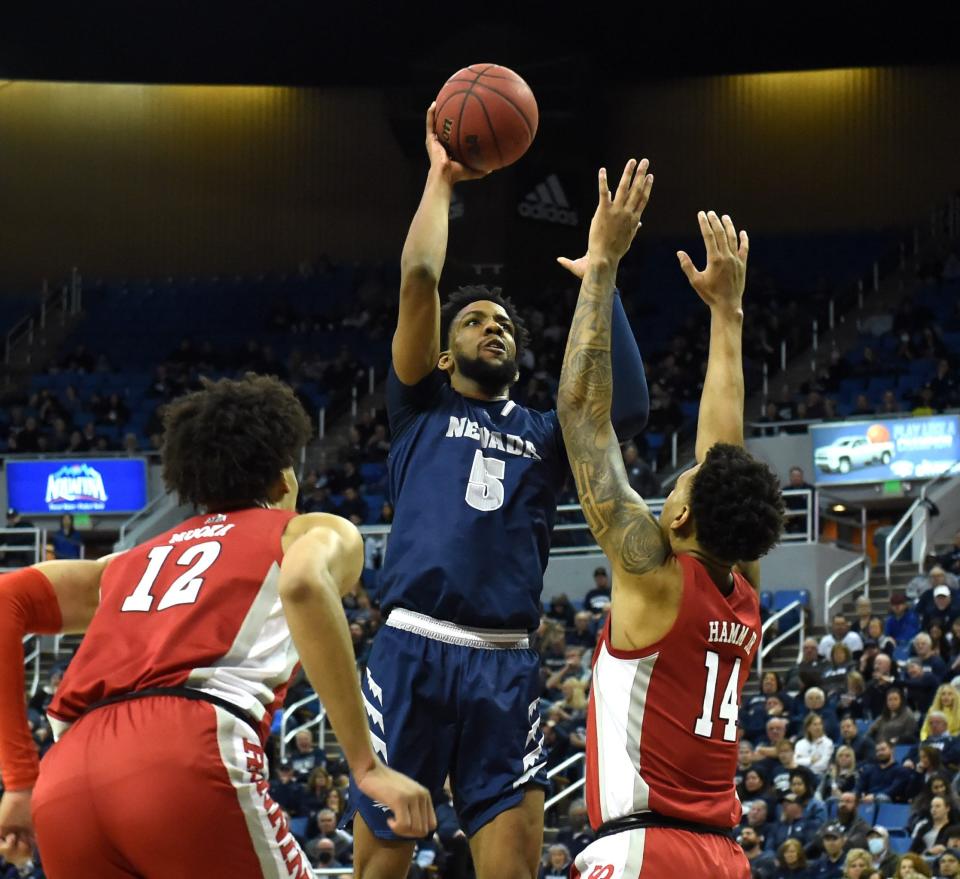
[
  {"left": 586, "top": 158, "right": 654, "bottom": 265},
  {"left": 677, "top": 211, "right": 749, "bottom": 313},
  {"left": 425, "top": 103, "right": 487, "bottom": 184}
]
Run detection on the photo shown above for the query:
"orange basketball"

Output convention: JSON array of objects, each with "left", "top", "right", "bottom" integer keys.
[{"left": 866, "top": 423, "right": 891, "bottom": 444}]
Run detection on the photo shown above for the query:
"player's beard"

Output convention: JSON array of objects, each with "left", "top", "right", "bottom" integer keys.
[{"left": 454, "top": 350, "right": 519, "bottom": 396}]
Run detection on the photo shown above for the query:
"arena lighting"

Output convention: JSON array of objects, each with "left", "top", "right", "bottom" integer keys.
[{"left": 832, "top": 504, "right": 848, "bottom": 513}]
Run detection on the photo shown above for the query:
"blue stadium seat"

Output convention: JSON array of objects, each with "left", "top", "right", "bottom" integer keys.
[
  {"left": 855, "top": 718, "right": 871, "bottom": 736},
  {"left": 875, "top": 802, "right": 911, "bottom": 830},
  {"left": 824, "top": 798, "right": 838, "bottom": 820},
  {"left": 289, "top": 816, "right": 308, "bottom": 841},
  {"left": 771, "top": 590, "right": 809, "bottom": 632},
  {"left": 857, "top": 802, "right": 876, "bottom": 825},
  {"left": 893, "top": 744, "right": 911, "bottom": 765},
  {"left": 887, "top": 832, "right": 911, "bottom": 854},
  {"left": 759, "top": 591, "right": 774, "bottom": 613}
]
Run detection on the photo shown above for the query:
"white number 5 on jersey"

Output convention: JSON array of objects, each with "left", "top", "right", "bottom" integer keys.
[{"left": 465, "top": 449, "right": 505, "bottom": 512}]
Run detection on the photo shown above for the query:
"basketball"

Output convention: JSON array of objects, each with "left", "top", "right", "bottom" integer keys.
[
  {"left": 867, "top": 423, "right": 891, "bottom": 444},
  {"left": 434, "top": 64, "right": 539, "bottom": 173}
]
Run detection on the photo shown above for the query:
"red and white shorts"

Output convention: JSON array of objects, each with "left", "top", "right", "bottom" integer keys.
[
  {"left": 572, "top": 826, "right": 750, "bottom": 879},
  {"left": 33, "top": 696, "right": 313, "bottom": 878}
]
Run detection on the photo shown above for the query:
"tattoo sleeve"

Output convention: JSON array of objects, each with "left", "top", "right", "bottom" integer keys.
[{"left": 557, "top": 261, "right": 669, "bottom": 575}]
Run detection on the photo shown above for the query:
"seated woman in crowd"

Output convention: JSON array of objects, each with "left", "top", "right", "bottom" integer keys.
[
  {"left": 794, "top": 713, "right": 835, "bottom": 778},
  {"left": 909, "top": 770, "right": 956, "bottom": 828},
  {"left": 819, "top": 744, "right": 858, "bottom": 799},
  {"left": 789, "top": 768, "right": 827, "bottom": 829},
  {"left": 822, "top": 643, "right": 855, "bottom": 699},
  {"left": 922, "top": 684, "right": 960, "bottom": 739},
  {"left": 893, "top": 852, "right": 933, "bottom": 879},
  {"left": 868, "top": 686, "right": 919, "bottom": 745},
  {"left": 851, "top": 596, "right": 873, "bottom": 636},
  {"left": 776, "top": 837, "right": 811, "bottom": 878},
  {"left": 909, "top": 794, "right": 957, "bottom": 859},
  {"left": 738, "top": 767, "right": 777, "bottom": 816},
  {"left": 830, "top": 670, "right": 867, "bottom": 721}
]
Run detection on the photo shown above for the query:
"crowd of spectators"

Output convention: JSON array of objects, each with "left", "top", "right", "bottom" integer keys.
[{"left": 736, "top": 536, "right": 960, "bottom": 878}]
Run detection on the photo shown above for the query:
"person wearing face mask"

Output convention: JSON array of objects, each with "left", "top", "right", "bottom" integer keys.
[
  {"left": 310, "top": 837, "right": 349, "bottom": 876},
  {"left": 865, "top": 826, "right": 899, "bottom": 878}
]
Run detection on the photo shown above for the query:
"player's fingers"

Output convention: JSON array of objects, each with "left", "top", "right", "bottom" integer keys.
[
  {"left": 721, "top": 214, "right": 738, "bottom": 253},
  {"left": 625, "top": 159, "right": 650, "bottom": 211},
  {"left": 613, "top": 158, "right": 637, "bottom": 206},
  {"left": 597, "top": 168, "right": 611, "bottom": 206},
  {"left": 706, "top": 211, "right": 728, "bottom": 255},
  {"left": 697, "top": 211, "right": 718, "bottom": 258},
  {"left": 676, "top": 251, "right": 700, "bottom": 285},
  {"left": 739, "top": 228, "right": 750, "bottom": 263},
  {"left": 425, "top": 102, "right": 436, "bottom": 137}
]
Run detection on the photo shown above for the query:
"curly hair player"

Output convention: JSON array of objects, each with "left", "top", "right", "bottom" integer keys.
[
  {"left": 0, "top": 374, "right": 435, "bottom": 878},
  {"left": 345, "top": 106, "right": 650, "bottom": 879},
  {"left": 557, "top": 161, "right": 785, "bottom": 879}
]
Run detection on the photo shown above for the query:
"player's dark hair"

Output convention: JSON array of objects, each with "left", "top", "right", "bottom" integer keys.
[
  {"left": 439, "top": 286, "right": 530, "bottom": 356},
  {"left": 689, "top": 443, "right": 784, "bottom": 563},
  {"left": 161, "top": 374, "right": 311, "bottom": 509}
]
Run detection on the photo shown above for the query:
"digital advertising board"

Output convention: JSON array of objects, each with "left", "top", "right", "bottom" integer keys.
[
  {"left": 811, "top": 415, "right": 960, "bottom": 486},
  {"left": 5, "top": 458, "right": 148, "bottom": 514}
]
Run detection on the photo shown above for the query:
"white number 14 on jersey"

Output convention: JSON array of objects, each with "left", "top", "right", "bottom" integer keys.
[{"left": 694, "top": 650, "right": 741, "bottom": 742}]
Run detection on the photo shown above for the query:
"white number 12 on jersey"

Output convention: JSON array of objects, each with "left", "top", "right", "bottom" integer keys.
[
  {"left": 694, "top": 650, "right": 741, "bottom": 742},
  {"left": 121, "top": 541, "right": 222, "bottom": 612}
]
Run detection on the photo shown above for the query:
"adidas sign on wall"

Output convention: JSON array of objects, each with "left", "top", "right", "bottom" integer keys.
[{"left": 518, "top": 174, "right": 578, "bottom": 226}]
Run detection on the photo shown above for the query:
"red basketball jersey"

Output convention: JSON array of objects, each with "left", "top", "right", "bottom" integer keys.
[
  {"left": 49, "top": 507, "right": 299, "bottom": 743},
  {"left": 585, "top": 553, "right": 761, "bottom": 830}
]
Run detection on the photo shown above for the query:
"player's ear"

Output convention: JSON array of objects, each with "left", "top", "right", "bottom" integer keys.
[
  {"left": 266, "top": 468, "right": 296, "bottom": 509},
  {"left": 438, "top": 350, "right": 454, "bottom": 373},
  {"left": 669, "top": 503, "right": 691, "bottom": 532}
]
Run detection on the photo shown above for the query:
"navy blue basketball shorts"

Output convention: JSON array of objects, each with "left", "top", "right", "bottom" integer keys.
[{"left": 346, "top": 609, "right": 549, "bottom": 839}]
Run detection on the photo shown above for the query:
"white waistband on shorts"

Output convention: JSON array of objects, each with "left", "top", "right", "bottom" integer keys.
[{"left": 385, "top": 608, "right": 530, "bottom": 650}]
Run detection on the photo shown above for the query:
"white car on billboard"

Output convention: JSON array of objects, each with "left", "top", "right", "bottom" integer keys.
[{"left": 815, "top": 434, "right": 894, "bottom": 474}]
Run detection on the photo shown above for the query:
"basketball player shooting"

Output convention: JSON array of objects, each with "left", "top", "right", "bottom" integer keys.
[
  {"left": 344, "top": 107, "right": 650, "bottom": 879},
  {"left": 557, "top": 161, "right": 784, "bottom": 878}
]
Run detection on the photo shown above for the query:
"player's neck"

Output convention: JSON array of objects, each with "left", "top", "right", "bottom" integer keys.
[
  {"left": 450, "top": 373, "right": 511, "bottom": 402},
  {"left": 680, "top": 542, "right": 734, "bottom": 595}
]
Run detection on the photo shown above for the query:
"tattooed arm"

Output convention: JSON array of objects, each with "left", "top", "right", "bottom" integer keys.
[{"left": 557, "top": 160, "right": 669, "bottom": 576}]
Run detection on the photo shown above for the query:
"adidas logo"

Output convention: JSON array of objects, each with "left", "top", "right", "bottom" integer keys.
[
  {"left": 518, "top": 174, "right": 578, "bottom": 226},
  {"left": 449, "top": 191, "right": 465, "bottom": 221}
]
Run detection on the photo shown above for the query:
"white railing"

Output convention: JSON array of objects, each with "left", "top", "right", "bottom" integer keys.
[
  {"left": 756, "top": 601, "right": 805, "bottom": 682},
  {"left": 22, "top": 635, "right": 41, "bottom": 698},
  {"left": 823, "top": 555, "right": 870, "bottom": 626},
  {"left": 543, "top": 752, "right": 586, "bottom": 811},
  {"left": 116, "top": 491, "right": 182, "bottom": 549},
  {"left": 780, "top": 489, "right": 815, "bottom": 543},
  {"left": 0, "top": 527, "right": 45, "bottom": 572},
  {"left": 884, "top": 459, "right": 960, "bottom": 581},
  {"left": 278, "top": 692, "right": 326, "bottom": 762}
]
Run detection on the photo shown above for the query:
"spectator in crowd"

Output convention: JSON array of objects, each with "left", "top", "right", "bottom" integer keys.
[
  {"left": 796, "top": 714, "right": 835, "bottom": 778},
  {"left": 621, "top": 441, "right": 660, "bottom": 498},
  {"left": 820, "top": 615, "right": 864, "bottom": 660},
  {"left": 919, "top": 574, "right": 960, "bottom": 631},
  {"left": 916, "top": 711, "right": 960, "bottom": 769},
  {"left": 822, "top": 644, "right": 855, "bottom": 698},
  {"left": 800, "top": 686, "right": 840, "bottom": 742},
  {"left": 792, "top": 768, "right": 828, "bottom": 828},
  {"left": 269, "top": 760, "right": 306, "bottom": 817},
  {"left": 739, "top": 825, "right": 777, "bottom": 878},
  {"left": 917, "top": 629, "right": 955, "bottom": 682},
  {"left": 309, "top": 838, "right": 349, "bottom": 875},
  {"left": 838, "top": 848, "right": 871, "bottom": 879},
  {"left": 820, "top": 745, "right": 858, "bottom": 800},
  {"left": 306, "top": 809, "right": 353, "bottom": 864},
  {"left": 938, "top": 531, "right": 960, "bottom": 577},
  {"left": 545, "top": 593, "right": 577, "bottom": 628},
  {"left": 858, "top": 739, "right": 908, "bottom": 803},
  {"left": 938, "top": 848, "right": 960, "bottom": 879},
  {"left": 555, "top": 799, "right": 594, "bottom": 861},
  {"left": 537, "top": 844, "right": 573, "bottom": 879},
  {"left": 772, "top": 740, "right": 801, "bottom": 796},
  {"left": 289, "top": 728, "right": 327, "bottom": 781},
  {"left": 786, "top": 639, "right": 830, "bottom": 692},
  {"left": 583, "top": 567, "right": 612, "bottom": 616},
  {"left": 324, "top": 787, "right": 347, "bottom": 821},
  {"left": 851, "top": 596, "right": 874, "bottom": 636},
  {"left": 544, "top": 646, "right": 590, "bottom": 700},
  {"left": 895, "top": 853, "right": 933, "bottom": 878},
  {"left": 924, "top": 687, "right": 960, "bottom": 739},
  {"left": 740, "top": 769, "right": 777, "bottom": 818},
  {"left": 911, "top": 772, "right": 956, "bottom": 829},
  {"left": 831, "top": 792, "right": 871, "bottom": 851},
  {"left": 783, "top": 466, "right": 815, "bottom": 536},
  {"left": 868, "top": 687, "right": 919, "bottom": 745},
  {"left": 51, "top": 513, "right": 84, "bottom": 560},
  {"left": 303, "top": 766, "right": 333, "bottom": 818},
  {"left": 832, "top": 671, "right": 868, "bottom": 721},
  {"left": 904, "top": 657, "right": 942, "bottom": 716},
  {"left": 865, "top": 826, "right": 898, "bottom": 878},
  {"left": 811, "top": 823, "right": 848, "bottom": 879},
  {"left": 776, "top": 837, "right": 811, "bottom": 877},
  {"left": 769, "top": 795, "right": 816, "bottom": 851},
  {"left": 865, "top": 654, "right": 898, "bottom": 718},
  {"left": 912, "top": 795, "right": 958, "bottom": 858},
  {"left": 838, "top": 715, "right": 875, "bottom": 765},
  {"left": 753, "top": 717, "right": 791, "bottom": 779},
  {"left": 896, "top": 745, "right": 944, "bottom": 804},
  {"left": 887, "top": 591, "right": 922, "bottom": 645},
  {"left": 567, "top": 611, "right": 597, "bottom": 650},
  {"left": 741, "top": 797, "right": 776, "bottom": 842},
  {"left": 908, "top": 560, "right": 960, "bottom": 604},
  {"left": 864, "top": 617, "right": 897, "bottom": 658}
]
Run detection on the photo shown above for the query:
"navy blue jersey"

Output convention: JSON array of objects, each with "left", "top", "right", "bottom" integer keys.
[{"left": 381, "top": 367, "right": 567, "bottom": 630}]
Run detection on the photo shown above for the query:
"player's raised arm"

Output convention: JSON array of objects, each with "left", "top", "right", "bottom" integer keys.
[
  {"left": 676, "top": 211, "right": 749, "bottom": 460},
  {"left": 278, "top": 516, "right": 436, "bottom": 838},
  {"left": 558, "top": 160, "right": 668, "bottom": 576},
  {"left": 0, "top": 559, "right": 106, "bottom": 863},
  {"left": 393, "top": 103, "right": 486, "bottom": 385}
]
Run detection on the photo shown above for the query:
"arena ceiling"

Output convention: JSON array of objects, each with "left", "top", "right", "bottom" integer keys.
[{"left": 1, "top": 2, "right": 958, "bottom": 87}]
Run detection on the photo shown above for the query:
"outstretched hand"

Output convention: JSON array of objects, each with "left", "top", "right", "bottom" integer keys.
[
  {"left": 355, "top": 760, "right": 437, "bottom": 839},
  {"left": 556, "top": 252, "right": 589, "bottom": 279},
  {"left": 582, "top": 158, "right": 654, "bottom": 266},
  {"left": 425, "top": 103, "right": 487, "bottom": 185},
  {"left": 677, "top": 211, "right": 749, "bottom": 313}
]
